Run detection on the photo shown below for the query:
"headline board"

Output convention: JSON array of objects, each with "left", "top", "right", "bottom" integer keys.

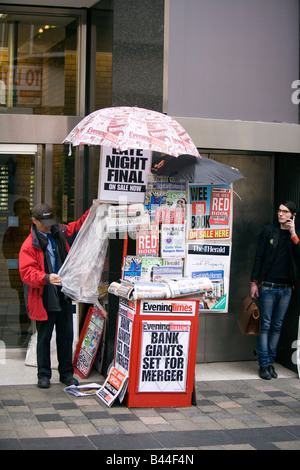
[
  {"left": 114, "top": 300, "right": 135, "bottom": 376},
  {"left": 98, "top": 146, "right": 151, "bottom": 202},
  {"left": 138, "top": 320, "right": 191, "bottom": 393},
  {"left": 161, "top": 223, "right": 185, "bottom": 258},
  {"left": 97, "top": 300, "right": 134, "bottom": 407},
  {"left": 185, "top": 243, "right": 231, "bottom": 312},
  {"left": 188, "top": 184, "right": 232, "bottom": 240},
  {"left": 97, "top": 366, "right": 127, "bottom": 407},
  {"left": 73, "top": 305, "right": 106, "bottom": 379}
]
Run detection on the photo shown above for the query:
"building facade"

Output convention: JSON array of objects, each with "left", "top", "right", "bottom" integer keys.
[{"left": 0, "top": 0, "right": 299, "bottom": 371}]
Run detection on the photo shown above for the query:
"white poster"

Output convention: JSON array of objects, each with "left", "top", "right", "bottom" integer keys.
[
  {"left": 161, "top": 223, "right": 185, "bottom": 258},
  {"left": 138, "top": 320, "right": 191, "bottom": 393},
  {"left": 185, "top": 242, "right": 231, "bottom": 312},
  {"left": 114, "top": 300, "right": 135, "bottom": 376},
  {"left": 98, "top": 146, "right": 151, "bottom": 202}
]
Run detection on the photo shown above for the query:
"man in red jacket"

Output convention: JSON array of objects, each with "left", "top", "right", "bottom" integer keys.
[{"left": 19, "top": 203, "right": 89, "bottom": 388}]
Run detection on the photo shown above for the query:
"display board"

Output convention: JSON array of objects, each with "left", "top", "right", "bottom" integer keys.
[
  {"left": 98, "top": 146, "right": 151, "bottom": 202},
  {"left": 73, "top": 304, "right": 106, "bottom": 379},
  {"left": 138, "top": 319, "right": 191, "bottom": 393},
  {"left": 124, "top": 298, "right": 199, "bottom": 408},
  {"left": 185, "top": 184, "right": 233, "bottom": 312}
]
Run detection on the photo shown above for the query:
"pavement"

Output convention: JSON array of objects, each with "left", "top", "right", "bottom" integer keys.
[{"left": 1, "top": 358, "right": 300, "bottom": 452}]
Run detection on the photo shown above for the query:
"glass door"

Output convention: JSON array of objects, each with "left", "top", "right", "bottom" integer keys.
[{"left": 0, "top": 144, "right": 37, "bottom": 350}]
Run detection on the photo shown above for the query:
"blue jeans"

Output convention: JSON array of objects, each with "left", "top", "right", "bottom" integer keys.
[{"left": 257, "top": 284, "right": 292, "bottom": 367}]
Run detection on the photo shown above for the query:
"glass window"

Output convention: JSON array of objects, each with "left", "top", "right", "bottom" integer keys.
[
  {"left": 95, "top": 11, "right": 112, "bottom": 111},
  {"left": 52, "top": 144, "right": 75, "bottom": 224},
  {"left": 0, "top": 149, "right": 35, "bottom": 349},
  {"left": 0, "top": 12, "right": 79, "bottom": 115},
  {"left": 0, "top": 143, "right": 76, "bottom": 350},
  {"left": 89, "top": 10, "right": 113, "bottom": 113}
]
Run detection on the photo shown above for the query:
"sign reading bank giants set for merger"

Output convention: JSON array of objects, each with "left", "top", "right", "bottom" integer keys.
[
  {"left": 139, "top": 320, "right": 191, "bottom": 393},
  {"left": 136, "top": 299, "right": 197, "bottom": 393}
]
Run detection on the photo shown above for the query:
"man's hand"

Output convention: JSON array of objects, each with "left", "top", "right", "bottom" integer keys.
[
  {"left": 49, "top": 273, "right": 62, "bottom": 286},
  {"left": 285, "top": 216, "right": 296, "bottom": 237},
  {"left": 250, "top": 283, "right": 259, "bottom": 298}
]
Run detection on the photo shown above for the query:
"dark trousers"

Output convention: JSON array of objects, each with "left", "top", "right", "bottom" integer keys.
[{"left": 36, "top": 301, "right": 74, "bottom": 380}]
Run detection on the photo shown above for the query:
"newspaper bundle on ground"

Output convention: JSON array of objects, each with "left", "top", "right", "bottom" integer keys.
[
  {"left": 96, "top": 366, "right": 128, "bottom": 407},
  {"left": 108, "top": 277, "right": 213, "bottom": 301},
  {"left": 64, "top": 383, "right": 102, "bottom": 397}
]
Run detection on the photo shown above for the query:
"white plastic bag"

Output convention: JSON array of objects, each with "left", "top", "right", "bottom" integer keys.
[
  {"left": 25, "top": 331, "right": 58, "bottom": 368},
  {"left": 59, "top": 202, "right": 109, "bottom": 303}
]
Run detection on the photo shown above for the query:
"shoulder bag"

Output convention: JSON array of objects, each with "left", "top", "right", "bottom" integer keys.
[{"left": 238, "top": 294, "right": 260, "bottom": 336}]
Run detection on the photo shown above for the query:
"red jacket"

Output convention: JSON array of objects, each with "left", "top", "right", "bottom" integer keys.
[{"left": 19, "top": 210, "right": 89, "bottom": 321}]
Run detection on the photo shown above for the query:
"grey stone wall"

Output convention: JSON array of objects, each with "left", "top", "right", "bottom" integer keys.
[{"left": 112, "top": 0, "right": 165, "bottom": 112}]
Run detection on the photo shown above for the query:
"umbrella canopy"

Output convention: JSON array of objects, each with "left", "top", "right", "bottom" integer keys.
[
  {"left": 151, "top": 153, "right": 244, "bottom": 185},
  {"left": 63, "top": 106, "right": 200, "bottom": 159}
]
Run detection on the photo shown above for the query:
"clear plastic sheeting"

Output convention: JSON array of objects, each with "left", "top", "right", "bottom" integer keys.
[{"left": 59, "top": 202, "right": 109, "bottom": 304}]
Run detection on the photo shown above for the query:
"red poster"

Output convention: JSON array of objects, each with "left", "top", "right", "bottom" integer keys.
[
  {"left": 73, "top": 304, "right": 106, "bottom": 379},
  {"left": 210, "top": 187, "right": 231, "bottom": 225},
  {"left": 136, "top": 224, "right": 159, "bottom": 256}
]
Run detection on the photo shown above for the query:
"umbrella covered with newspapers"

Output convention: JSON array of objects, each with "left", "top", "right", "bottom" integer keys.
[{"left": 63, "top": 106, "right": 201, "bottom": 159}]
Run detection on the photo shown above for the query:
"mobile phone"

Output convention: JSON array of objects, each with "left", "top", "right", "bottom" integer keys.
[{"left": 290, "top": 213, "right": 295, "bottom": 221}]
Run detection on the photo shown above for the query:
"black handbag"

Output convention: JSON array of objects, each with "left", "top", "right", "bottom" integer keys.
[{"left": 238, "top": 294, "right": 260, "bottom": 336}]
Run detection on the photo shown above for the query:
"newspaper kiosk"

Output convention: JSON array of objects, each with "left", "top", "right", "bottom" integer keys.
[{"left": 113, "top": 294, "right": 200, "bottom": 408}]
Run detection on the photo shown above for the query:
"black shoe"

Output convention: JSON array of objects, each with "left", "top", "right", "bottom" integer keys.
[
  {"left": 268, "top": 365, "right": 278, "bottom": 378},
  {"left": 259, "top": 366, "right": 272, "bottom": 380},
  {"left": 60, "top": 376, "right": 79, "bottom": 386},
  {"left": 38, "top": 377, "right": 50, "bottom": 388}
]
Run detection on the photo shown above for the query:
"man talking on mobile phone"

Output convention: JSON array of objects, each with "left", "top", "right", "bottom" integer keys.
[{"left": 250, "top": 201, "right": 300, "bottom": 380}]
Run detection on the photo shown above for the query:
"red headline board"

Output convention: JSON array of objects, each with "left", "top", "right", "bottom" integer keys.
[
  {"left": 73, "top": 305, "right": 106, "bottom": 379},
  {"left": 124, "top": 298, "right": 199, "bottom": 408}
]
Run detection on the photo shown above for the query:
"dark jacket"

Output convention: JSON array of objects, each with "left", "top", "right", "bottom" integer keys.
[
  {"left": 251, "top": 224, "right": 300, "bottom": 286},
  {"left": 19, "top": 210, "right": 89, "bottom": 321}
]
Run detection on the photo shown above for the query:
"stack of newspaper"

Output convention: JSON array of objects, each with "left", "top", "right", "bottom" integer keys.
[{"left": 108, "top": 276, "right": 213, "bottom": 301}]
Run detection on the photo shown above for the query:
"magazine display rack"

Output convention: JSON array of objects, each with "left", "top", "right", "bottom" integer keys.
[{"left": 94, "top": 155, "right": 234, "bottom": 407}]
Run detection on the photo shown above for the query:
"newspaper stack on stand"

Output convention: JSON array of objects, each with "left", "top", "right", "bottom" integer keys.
[
  {"left": 108, "top": 276, "right": 213, "bottom": 301},
  {"left": 93, "top": 276, "right": 213, "bottom": 407},
  {"left": 94, "top": 276, "right": 213, "bottom": 407}
]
